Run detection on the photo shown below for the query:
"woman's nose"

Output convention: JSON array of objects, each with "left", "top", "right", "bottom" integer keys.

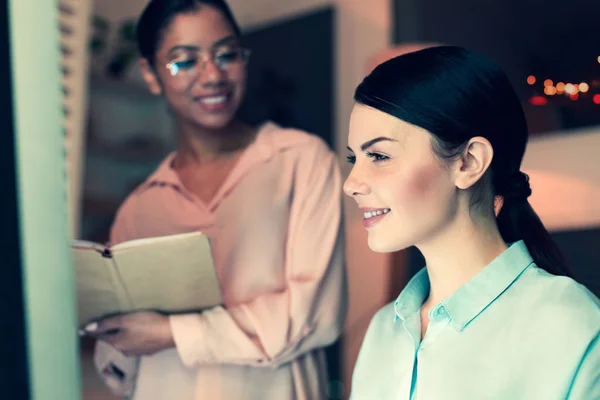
[{"left": 343, "top": 168, "right": 370, "bottom": 197}]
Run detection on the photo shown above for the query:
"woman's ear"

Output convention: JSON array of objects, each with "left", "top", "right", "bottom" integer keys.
[
  {"left": 139, "top": 58, "right": 162, "bottom": 95},
  {"left": 453, "top": 136, "right": 494, "bottom": 190}
]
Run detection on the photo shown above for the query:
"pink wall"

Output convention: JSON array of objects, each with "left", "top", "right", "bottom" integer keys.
[{"left": 523, "top": 127, "right": 600, "bottom": 231}]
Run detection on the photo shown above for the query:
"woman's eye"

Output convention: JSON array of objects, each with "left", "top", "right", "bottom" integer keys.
[
  {"left": 346, "top": 154, "right": 356, "bottom": 165},
  {"left": 173, "top": 59, "right": 197, "bottom": 70},
  {"left": 168, "top": 58, "right": 198, "bottom": 76},
  {"left": 366, "top": 152, "right": 389, "bottom": 162},
  {"left": 215, "top": 49, "right": 241, "bottom": 64}
]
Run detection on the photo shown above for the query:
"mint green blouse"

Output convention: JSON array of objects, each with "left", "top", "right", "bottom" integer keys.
[{"left": 351, "top": 241, "right": 600, "bottom": 400}]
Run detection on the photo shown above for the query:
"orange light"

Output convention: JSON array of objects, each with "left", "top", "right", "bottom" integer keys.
[
  {"left": 544, "top": 86, "right": 557, "bottom": 96},
  {"left": 543, "top": 79, "right": 553, "bottom": 87},
  {"left": 597, "top": 56, "right": 600, "bottom": 64},
  {"left": 579, "top": 82, "right": 589, "bottom": 93},
  {"left": 529, "top": 95, "right": 548, "bottom": 106},
  {"left": 565, "top": 83, "right": 576, "bottom": 95},
  {"left": 570, "top": 93, "right": 579, "bottom": 101},
  {"left": 594, "top": 94, "right": 600, "bottom": 104},
  {"left": 527, "top": 75, "right": 536, "bottom": 85},
  {"left": 556, "top": 82, "right": 565, "bottom": 94}
]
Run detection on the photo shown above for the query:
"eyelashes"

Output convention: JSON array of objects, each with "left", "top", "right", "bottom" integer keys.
[
  {"left": 346, "top": 152, "right": 389, "bottom": 165},
  {"left": 366, "top": 152, "right": 389, "bottom": 162}
]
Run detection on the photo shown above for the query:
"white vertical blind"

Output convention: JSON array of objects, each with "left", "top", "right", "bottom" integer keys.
[{"left": 59, "top": 0, "right": 92, "bottom": 238}]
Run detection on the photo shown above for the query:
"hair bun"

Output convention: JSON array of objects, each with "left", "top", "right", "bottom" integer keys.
[{"left": 497, "top": 171, "right": 531, "bottom": 202}]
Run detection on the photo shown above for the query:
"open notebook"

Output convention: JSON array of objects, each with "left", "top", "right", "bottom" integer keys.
[{"left": 72, "top": 231, "right": 222, "bottom": 328}]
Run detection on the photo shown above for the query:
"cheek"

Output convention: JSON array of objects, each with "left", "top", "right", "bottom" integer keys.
[
  {"left": 161, "top": 78, "right": 191, "bottom": 104},
  {"left": 391, "top": 162, "right": 447, "bottom": 208},
  {"left": 162, "top": 87, "right": 191, "bottom": 118},
  {"left": 231, "top": 70, "right": 247, "bottom": 95},
  {"left": 412, "top": 164, "right": 440, "bottom": 195}
]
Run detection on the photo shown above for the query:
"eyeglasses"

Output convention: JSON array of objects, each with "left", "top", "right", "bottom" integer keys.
[{"left": 165, "top": 47, "right": 251, "bottom": 79}]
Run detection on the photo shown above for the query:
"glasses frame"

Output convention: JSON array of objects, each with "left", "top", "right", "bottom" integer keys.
[{"left": 165, "top": 47, "right": 251, "bottom": 78}]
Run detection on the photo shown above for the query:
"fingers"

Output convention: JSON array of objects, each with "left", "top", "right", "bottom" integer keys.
[
  {"left": 96, "top": 315, "right": 124, "bottom": 332},
  {"left": 97, "top": 331, "right": 123, "bottom": 347},
  {"left": 94, "top": 316, "right": 123, "bottom": 335},
  {"left": 80, "top": 315, "right": 123, "bottom": 338}
]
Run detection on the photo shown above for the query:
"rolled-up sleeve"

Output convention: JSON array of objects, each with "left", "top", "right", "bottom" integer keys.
[{"left": 169, "top": 141, "right": 347, "bottom": 368}]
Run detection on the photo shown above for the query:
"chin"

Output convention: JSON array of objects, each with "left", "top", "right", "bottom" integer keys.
[
  {"left": 192, "top": 93, "right": 243, "bottom": 130},
  {"left": 368, "top": 234, "right": 396, "bottom": 253},
  {"left": 367, "top": 232, "right": 411, "bottom": 254},
  {"left": 195, "top": 112, "right": 236, "bottom": 130}
]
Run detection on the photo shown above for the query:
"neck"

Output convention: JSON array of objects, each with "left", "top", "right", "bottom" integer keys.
[
  {"left": 417, "top": 210, "right": 508, "bottom": 307},
  {"left": 175, "top": 118, "right": 256, "bottom": 165}
]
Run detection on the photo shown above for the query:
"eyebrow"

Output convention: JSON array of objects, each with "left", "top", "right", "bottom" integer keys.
[
  {"left": 347, "top": 136, "right": 398, "bottom": 153},
  {"left": 167, "top": 35, "right": 238, "bottom": 55}
]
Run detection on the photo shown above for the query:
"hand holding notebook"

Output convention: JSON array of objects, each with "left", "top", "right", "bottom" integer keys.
[{"left": 72, "top": 231, "right": 222, "bottom": 328}]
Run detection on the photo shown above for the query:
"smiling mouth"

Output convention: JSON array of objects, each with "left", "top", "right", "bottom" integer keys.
[
  {"left": 200, "top": 95, "right": 227, "bottom": 104},
  {"left": 194, "top": 91, "right": 233, "bottom": 112},
  {"left": 196, "top": 91, "right": 231, "bottom": 102},
  {"left": 198, "top": 94, "right": 229, "bottom": 105},
  {"left": 363, "top": 209, "right": 391, "bottom": 219}
]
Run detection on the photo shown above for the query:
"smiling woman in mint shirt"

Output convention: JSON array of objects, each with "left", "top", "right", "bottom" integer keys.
[{"left": 344, "top": 46, "right": 600, "bottom": 400}]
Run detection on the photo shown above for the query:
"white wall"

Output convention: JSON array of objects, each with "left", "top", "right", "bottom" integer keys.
[
  {"left": 522, "top": 126, "right": 600, "bottom": 231},
  {"left": 92, "top": 0, "right": 393, "bottom": 396}
]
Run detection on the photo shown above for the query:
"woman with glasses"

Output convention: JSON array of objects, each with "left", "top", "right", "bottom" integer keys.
[{"left": 81, "top": 1, "right": 347, "bottom": 399}]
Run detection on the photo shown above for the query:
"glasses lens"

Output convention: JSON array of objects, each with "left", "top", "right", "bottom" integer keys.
[
  {"left": 215, "top": 48, "right": 250, "bottom": 69},
  {"left": 168, "top": 58, "right": 197, "bottom": 76},
  {"left": 168, "top": 48, "right": 250, "bottom": 76}
]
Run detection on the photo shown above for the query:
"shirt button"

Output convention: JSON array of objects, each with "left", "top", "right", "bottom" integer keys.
[{"left": 437, "top": 307, "right": 446, "bottom": 317}]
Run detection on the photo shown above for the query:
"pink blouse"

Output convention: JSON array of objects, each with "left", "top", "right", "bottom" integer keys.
[{"left": 94, "top": 122, "right": 347, "bottom": 399}]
